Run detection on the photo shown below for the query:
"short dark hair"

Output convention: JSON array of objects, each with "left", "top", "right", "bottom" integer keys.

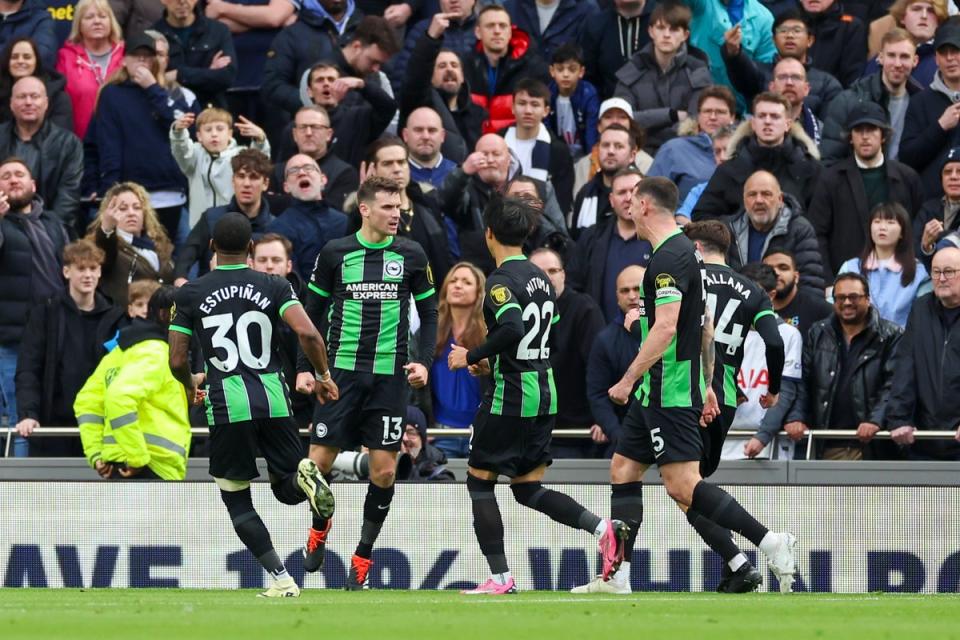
[
  {"left": 253, "top": 232, "right": 293, "bottom": 260},
  {"left": 649, "top": 1, "right": 692, "bottom": 30},
  {"left": 636, "top": 176, "right": 679, "bottom": 214},
  {"left": 357, "top": 175, "right": 402, "bottom": 206},
  {"left": 0, "top": 155, "right": 31, "bottom": 176},
  {"left": 232, "top": 148, "right": 272, "bottom": 178},
  {"left": 551, "top": 42, "right": 584, "bottom": 65},
  {"left": 349, "top": 15, "right": 400, "bottom": 55},
  {"left": 483, "top": 195, "right": 537, "bottom": 247},
  {"left": 684, "top": 220, "right": 731, "bottom": 255},
  {"left": 611, "top": 167, "right": 645, "bottom": 185},
  {"left": 739, "top": 263, "right": 778, "bottom": 292},
  {"left": 147, "top": 285, "right": 177, "bottom": 324},
  {"left": 697, "top": 85, "right": 736, "bottom": 116},
  {"left": 513, "top": 77, "right": 550, "bottom": 103},
  {"left": 212, "top": 212, "right": 253, "bottom": 253},
  {"left": 600, "top": 123, "right": 638, "bottom": 148},
  {"left": 307, "top": 60, "right": 340, "bottom": 84},
  {"left": 367, "top": 135, "right": 408, "bottom": 165},
  {"left": 772, "top": 8, "right": 811, "bottom": 34},
  {"left": 753, "top": 91, "right": 791, "bottom": 115},
  {"left": 834, "top": 271, "right": 871, "bottom": 298},
  {"left": 762, "top": 247, "right": 797, "bottom": 268}
]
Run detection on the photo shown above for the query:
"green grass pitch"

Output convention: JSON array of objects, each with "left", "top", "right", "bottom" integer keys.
[{"left": 3, "top": 590, "right": 960, "bottom": 640}]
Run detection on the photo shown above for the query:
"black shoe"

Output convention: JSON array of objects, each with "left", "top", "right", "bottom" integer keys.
[
  {"left": 719, "top": 563, "right": 762, "bottom": 593},
  {"left": 302, "top": 521, "right": 331, "bottom": 573},
  {"left": 715, "top": 564, "right": 733, "bottom": 593},
  {"left": 345, "top": 554, "right": 371, "bottom": 591}
]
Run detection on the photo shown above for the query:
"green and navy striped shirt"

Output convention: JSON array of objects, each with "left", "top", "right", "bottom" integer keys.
[
  {"left": 170, "top": 265, "right": 301, "bottom": 425},
  {"left": 308, "top": 232, "right": 435, "bottom": 375},
  {"left": 476, "top": 256, "right": 559, "bottom": 417}
]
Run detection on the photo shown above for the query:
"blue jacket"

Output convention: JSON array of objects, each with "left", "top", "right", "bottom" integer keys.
[
  {"left": 546, "top": 77, "right": 600, "bottom": 158},
  {"left": 685, "top": 0, "right": 776, "bottom": 110},
  {"left": 87, "top": 82, "right": 188, "bottom": 195},
  {"left": 267, "top": 199, "right": 348, "bottom": 278},
  {"left": 647, "top": 133, "right": 715, "bottom": 201},
  {"left": 0, "top": 0, "right": 57, "bottom": 69},
  {"left": 505, "top": 0, "right": 598, "bottom": 61},
  {"left": 585, "top": 317, "right": 638, "bottom": 442},
  {"left": 862, "top": 41, "right": 936, "bottom": 90},
  {"left": 838, "top": 257, "right": 931, "bottom": 329}
]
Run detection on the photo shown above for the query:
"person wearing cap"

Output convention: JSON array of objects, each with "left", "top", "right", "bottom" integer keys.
[
  {"left": 571, "top": 97, "right": 654, "bottom": 197},
  {"left": 809, "top": 100, "right": 924, "bottom": 274},
  {"left": 820, "top": 27, "right": 922, "bottom": 166},
  {"left": 902, "top": 20, "right": 960, "bottom": 198},
  {"left": 914, "top": 145, "right": 960, "bottom": 267},
  {"left": 399, "top": 405, "right": 456, "bottom": 482},
  {"left": 612, "top": 1, "right": 712, "bottom": 155},
  {"left": 84, "top": 31, "right": 190, "bottom": 241}
]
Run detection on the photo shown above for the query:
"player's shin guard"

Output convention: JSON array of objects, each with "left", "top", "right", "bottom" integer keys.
[
  {"left": 611, "top": 482, "right": 643, "bottom": 556},
  {"left": 354, "top": 482, "right": 394, "bottom": 559},
  {"left": 467, "top": 474, "right": 509, "bottom": 574},
  {"left": 220, "top": 488, "right": 286, "bottom": 577},
  {"left": 686, "top": 507, "right": 741, "bottom": 562},
  {"left": 511, "top": 481, "right": 602, "bottom": 533},
  {"left": 690, "top": 481, "right": 768, "bottom": 546}
]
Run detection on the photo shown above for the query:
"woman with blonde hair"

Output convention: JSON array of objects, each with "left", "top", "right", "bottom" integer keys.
[
  {"left": 429, "top": 261, "right": 487, "bottom": 458},
  {"left": 56, "top": 0, "right": 125, "bottom": 139},
  {"left": 87, "top": 182, "right": 175, "bottom": 306}
]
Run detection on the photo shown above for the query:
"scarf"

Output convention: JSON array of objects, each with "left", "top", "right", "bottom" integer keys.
[
  {"left": 117, "top": 228, "right": 160, "bottom": 273},
  {"left": 504, "top": 124, "right": 552, "bottom": 183}
]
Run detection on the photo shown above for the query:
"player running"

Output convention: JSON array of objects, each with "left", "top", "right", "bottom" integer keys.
[
  {"left": 579, "top": 178, "right": 796, "bottom": 594},
  {"left": 168, "top": 213, "right": 339, "bottom": 598},
  {"left": 448, "top": 195, "right": 628, "bottom": 595},
  {"left": 298, "top": 176, "right": 438, "bottom": 590}
]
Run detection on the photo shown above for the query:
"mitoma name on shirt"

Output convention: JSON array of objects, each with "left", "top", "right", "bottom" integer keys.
[
  {"left": 525, "top": 277, "right": 550, "bottom": 297},
  {"left": 345, "top": 282, "right": 399, "bottom": 300},
  {"left": 706, "top": 271, "right": 754, "bottom": 300},
  {"left": 199, "top": 285, "right": 273, "bottom": 313}
]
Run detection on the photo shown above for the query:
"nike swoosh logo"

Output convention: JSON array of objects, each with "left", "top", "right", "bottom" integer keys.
[{"left": 377, "top": 504, "right": 389, "bottom": 510}]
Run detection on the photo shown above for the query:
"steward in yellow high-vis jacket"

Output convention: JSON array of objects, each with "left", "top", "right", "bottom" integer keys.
[{"left": 74, "top": 286, "right": 194, "bottom": 480}]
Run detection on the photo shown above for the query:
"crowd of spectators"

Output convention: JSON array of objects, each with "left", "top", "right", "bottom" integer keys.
[{"left": 3, "top": 0, "right": 960, "bottom": 469}]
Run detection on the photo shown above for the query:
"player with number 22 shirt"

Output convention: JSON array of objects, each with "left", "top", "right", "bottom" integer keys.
[{"left": 448, "top": 195, "right": 628, "bottom": 595}]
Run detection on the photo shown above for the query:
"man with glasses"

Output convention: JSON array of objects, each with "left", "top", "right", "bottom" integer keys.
[
  {"left": 885, "top": 247, "right": 960, "bottom": 460},
  {"left": 766, "top": 58, "right": 821, "bottom": 145},
  {"left": 784, "top": 273, "right": 902, "bottom": 460},
  {"left": 267, "top": 153, "right": 348, "bottom": 278},
  {"left": 722, "top": 9, "right": 842, "bottom": 121},
  {"left": 272, "top": 106, "right": 357, "bottom": 212}
]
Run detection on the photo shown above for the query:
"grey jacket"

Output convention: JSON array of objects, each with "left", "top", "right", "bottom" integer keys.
[
  {"left": 727, "top": 192, "right": 825, "bottom": 291},
  {"left": 614, "top": 43, "right": 712, "bottom": 153}
]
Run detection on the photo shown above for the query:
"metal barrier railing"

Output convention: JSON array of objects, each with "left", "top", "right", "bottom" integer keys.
[{"left": 4, "top": 426, "right": 958, "bottom": 460}]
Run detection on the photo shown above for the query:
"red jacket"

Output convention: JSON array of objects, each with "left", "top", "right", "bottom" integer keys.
[
  {"left": 465, "top": 26, "right": 547, "bottom": 135},
  {"left": 56, "top": 40, "right": 125, "bottom": 139}
]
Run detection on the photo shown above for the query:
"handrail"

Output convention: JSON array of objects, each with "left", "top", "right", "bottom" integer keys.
[{"left": 4, "top": 426, "right": 958, "bottom": 459}]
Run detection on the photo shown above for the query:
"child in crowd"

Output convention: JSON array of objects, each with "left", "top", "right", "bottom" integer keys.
[
  {"left": 170, "top": 107, "right": 270, "bottom": 229},
  {"left": 546, "top": 43, "right": 600, "bottom": 161}
]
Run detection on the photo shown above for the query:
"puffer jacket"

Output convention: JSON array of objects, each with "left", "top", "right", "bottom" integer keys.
[
  {"left": 56, "top": 40, "right": 125, "bottom": 140},
  {"left": 614, "top": 42, "right": 713, "bottom": 153},
  {"left": 796, "top": 309, "right": 902, "bottom": 429},
  {"left": 0, "top": 198, "right": 68, "bottom": 346},
  {"left": 504, "top": 0, "right": 597, "bottom": 61},
  {"left": 74, "top": 320, "right": 191, "bottom": 480},
  {"left": 170, "top": 129, "right": 270, "bottom": 227},
  {"left": 692, "top": 120, "right": 821, "bottom": 220},
  {"left": 464, "top": 25, "right": 548, "bottom": 135},
  {"left": 885, "top": 292, "right": 960, "bottom": 460},
  {"left": 801, "top": 1, "right": 868, "bottom": 87},
  {"left": 726, "top": 192, "right": 825, "bottom": 292}
]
